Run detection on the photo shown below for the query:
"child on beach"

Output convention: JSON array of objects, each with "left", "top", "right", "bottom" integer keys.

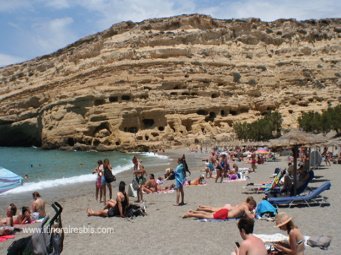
[
  {"left": 92, "top": 160, "right": 103, "bottom": 202},
  {"left": 132, "top": 156, "right": 146, "bottom": 202}
]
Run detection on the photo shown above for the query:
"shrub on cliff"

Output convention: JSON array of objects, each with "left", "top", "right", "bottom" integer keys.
[
  {"left": 233, "top": 111, "right": 282, "bottom": 141},
  {"left": 298, "top": 104, "right": 341, "bottom": 135}
]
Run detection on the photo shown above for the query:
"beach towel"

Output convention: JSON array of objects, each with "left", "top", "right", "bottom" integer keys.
[
  {"left": 195, "top": 218, "right": 238, "bottom": 222},
  {"left": 175, "top": 163, "right": 185, "bottom": 188},
  {"left": 223, "top": 179, "right": 247, "bottom": 183},
  {"left": 157, "top": 189, "right": 175, "bottom": 194},
  {"left": 254, "top": 233, "right": 310, "bottom": 246},
  {"left": 0, "top": 235, "right": 15, "bottom": 243}
]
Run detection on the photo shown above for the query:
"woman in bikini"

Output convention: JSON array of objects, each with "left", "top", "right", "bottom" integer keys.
[{"left": 273, "top": 212, "right": 305, "bottom": 255}]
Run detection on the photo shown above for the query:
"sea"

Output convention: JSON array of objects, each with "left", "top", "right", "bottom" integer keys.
[{"left": 0, "top": 147, "right": 171, "bottom": 196}]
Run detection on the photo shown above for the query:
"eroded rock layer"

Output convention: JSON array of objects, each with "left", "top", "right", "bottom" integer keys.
[{"left": 0, "top": 14, "right": 340, "bottom": 151}]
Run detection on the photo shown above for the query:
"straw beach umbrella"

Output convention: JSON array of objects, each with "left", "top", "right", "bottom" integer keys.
[{"left": 269, "top": 129, "right": 327, "bottom": 195}]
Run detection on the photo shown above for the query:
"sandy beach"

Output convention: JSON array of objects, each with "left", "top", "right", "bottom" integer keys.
[{"left": 0, "top": 147, "right": 339, "bottom": 255}]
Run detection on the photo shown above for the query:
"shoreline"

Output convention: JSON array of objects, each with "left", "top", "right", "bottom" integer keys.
[{"left": 1, "top": 147, "right": 340, "bottom": 255}]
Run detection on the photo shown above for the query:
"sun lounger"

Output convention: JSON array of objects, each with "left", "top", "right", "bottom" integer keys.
[
  {"left": 267, "top": 181, "right": 331, "bottom": 208},
  {"left": 243, "top": 168, "right": 285, "bottom": 194},
  {"left": 266, "top": 170, "right": 315, "bottom": 197}
]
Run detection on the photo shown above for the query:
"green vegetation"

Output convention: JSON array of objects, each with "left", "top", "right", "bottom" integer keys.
[
  {"left": 233, "top": 111, "right": 283, "bottom": 141},
  {"left": 298, "top": 104, "right": 341, "bottom": 135}
]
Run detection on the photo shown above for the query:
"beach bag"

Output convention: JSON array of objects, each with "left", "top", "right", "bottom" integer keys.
[
  {"left": 307, "top": 235, "right": 332, "bottom": 250},
  {"left": 132, "top": 179, "right": 139, "bottom": 190},
  {"left": 256, "top": 200, "right": 277, "bottom": 218},
  {"left": 103, "top": 167, "right": 116, "bottom": 183},
  {"left": 125, "top": 204, "right": 146, "bottom": 218}
]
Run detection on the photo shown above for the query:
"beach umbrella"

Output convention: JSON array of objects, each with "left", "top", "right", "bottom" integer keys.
[
  {"left": 255, "top": 148, "right": 269, "bottom": 154},
  {"left": 269, "top": 129, "right": 327, "bottom": 195},
  {"left": 0, "top": 167, "right": 23, "bottom": 194},
  {"left": 269, "top": 129, "right": 327, "bottom": 147}
]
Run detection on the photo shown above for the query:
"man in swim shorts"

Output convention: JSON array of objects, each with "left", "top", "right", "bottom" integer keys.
[{"left": 183, "top": 197, "right": 256, "bottom": 220}]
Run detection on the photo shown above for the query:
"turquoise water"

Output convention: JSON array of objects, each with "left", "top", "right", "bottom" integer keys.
[{"left": 0, "top": 147, "right": 171, "bottom": 195}]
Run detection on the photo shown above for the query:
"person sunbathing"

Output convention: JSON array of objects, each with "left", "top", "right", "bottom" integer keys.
[
  {"left": 187, "top": 175, "right": 206, "bottom": 185},
  {"left": 0, "top": 203, "right": 17, "bottom": 226},
  {"left": 183, "top": 197, "right": 256, "bottom": 220},
  {"left": 196, "top": 196, "right": 255, "bottom": 212},
  {"left": 164, "top": 168, "right": 175, "bottom": 180},
  {"left": 142, "top": 174, "right": 159, "bottom": 194},
  {"left": 87, "top": 181, "right": 129, "bottom": 218},
  {"left": 13, "top": 206, "right": 32, "bottom": 225}
]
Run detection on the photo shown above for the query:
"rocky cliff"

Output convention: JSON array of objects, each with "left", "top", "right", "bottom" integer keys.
[{"left": 0, "top": 14, "right": 340, "bottom": 151}]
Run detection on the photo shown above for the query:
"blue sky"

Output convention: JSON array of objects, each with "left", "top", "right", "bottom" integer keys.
[{"left": 0, "top": 0, "right": 340, "bottom": 67}]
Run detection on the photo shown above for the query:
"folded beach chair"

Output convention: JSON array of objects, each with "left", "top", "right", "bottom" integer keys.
[
  {"left": 267, "top": 181, "right": 331, "bottom": 208},
  {"left": 243, "top": 168, "right": 285, "bottom": 194}
]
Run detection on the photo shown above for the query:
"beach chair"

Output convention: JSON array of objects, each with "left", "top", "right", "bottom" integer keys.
[
  {"left": 243, "top": 168, "right": 285, "bottom": 194},
  {"left": 266, "top": 170, "right": 315, "bottom": 197},
  {"left": 267, "top": 181, "right": 331, "bottom": 208}
]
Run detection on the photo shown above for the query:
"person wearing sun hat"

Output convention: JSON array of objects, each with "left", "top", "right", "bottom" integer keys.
[{"left": 273, "top": 212, "right": 305, "bottom": 255}]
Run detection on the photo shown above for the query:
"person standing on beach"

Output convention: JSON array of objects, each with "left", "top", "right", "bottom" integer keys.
[
  {"left": 132, "top": 156, "right": 146, "bottom": 203},
  {"left": 103, "top": 159, "right": 113, "bottom": 202},
  {"left": 206, "top": 151, "right": 217, "bottom": 178},
  {"left": 181, "top": 154, "right": 191, "bottom": 177},
  {"left": 175, "top": 157, "right": 185, "bottom": 206},
  {"left": 231, "top": 218, "right": 267, "bottom": 255},
  {"left": 31, "top": 191, "right": 46, "bottom": 220},
  {"left": 93, "top": 160, "right": 103, "bottom": 202},
  {"left": 250, "top": 152, "right": 257, "bottom": 172}
]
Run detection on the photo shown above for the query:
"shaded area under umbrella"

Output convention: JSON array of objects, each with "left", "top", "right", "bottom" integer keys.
[{"left": 269, "top": 129, "right": 327, "bottom": 195}]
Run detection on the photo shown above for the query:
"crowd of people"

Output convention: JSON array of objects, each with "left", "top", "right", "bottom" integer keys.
[
  {"left": 0, "top": 192, "right": 46, "bottom": 229},
  {"left": 4, "top": 143, "right": 337, "bottom": 255}
]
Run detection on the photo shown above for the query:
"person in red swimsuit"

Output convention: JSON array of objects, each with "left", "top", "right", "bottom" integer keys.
[{"left": 183, "top": 197, "right": 256, "bottom": 220}]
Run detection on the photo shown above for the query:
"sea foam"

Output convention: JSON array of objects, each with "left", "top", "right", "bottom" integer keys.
[
  {"left": 139, "top": 152, "right": 169, "bottom": 160},
  {"left": 1, "top": 163, "right": 133, "bottom": 195}
]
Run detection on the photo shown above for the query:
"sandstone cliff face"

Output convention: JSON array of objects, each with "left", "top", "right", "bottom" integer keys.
[{"left": 0, "top": 14, "right": 340, "bottom": 151}]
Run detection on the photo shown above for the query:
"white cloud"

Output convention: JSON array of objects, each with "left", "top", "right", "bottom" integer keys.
[
  {"left": 202, "top": 0, "right": 341, "bottom": 21},
  {"left": 49, "top": 0, "right": 196, "bottom": 30},
  {"left": 0, "top": 53, "right": 25, "bottom": 67},
  {"left": 31, "top": 17, "right": 76, "bottom": 53},
  {"left": 1, "top": 0, "right": 340, "bottom": 65}
]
